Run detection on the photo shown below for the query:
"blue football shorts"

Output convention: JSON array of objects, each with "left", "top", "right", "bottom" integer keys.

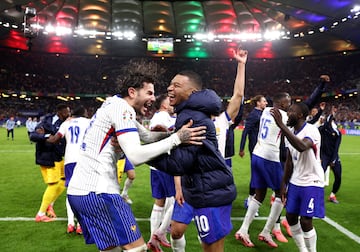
[
  {"left": 64, "top": 162, "right": 76, "bottom": 187},
  {"left": 286, "top": 183, "right": 325, "bottom": 218},
  {"left": 150, "top": 169, "right": 175, "bottom": 199},
  {"left": 251, "top": 154, "right": 283, "bottom": 190},
  {"left": 68, "top": 192, "right": 141, "bottom": 250},
  {"left": 172, "top": 201, "right": 233, "bottom": 244},
  {"left": 124, "top": 158, "right": 134, "bottom": 172}
]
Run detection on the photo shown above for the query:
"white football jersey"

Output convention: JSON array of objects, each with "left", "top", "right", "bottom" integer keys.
[
  {"left": 57, "top": 117, "right": 90, "bottom": 165},
  {"left": 149, "top": 111, "right": 176, "bottom": 131},
  {"left": 68, "top": 95, "right": 138, "bottom": 195},
  {"left": 213, "top": 111, "right": 233, "bottom": 158},
  {"left": 67, "top": 95, "right": 185, "bottom": 196},
  {"left": 286, "top": 123, "right": 324, "bottom": 187},
  {"left": 149, "top": 110, "right": 176, "bottom": 171},
  {"left": 253, "top": 107, "right": 288, "bottom": 162}
]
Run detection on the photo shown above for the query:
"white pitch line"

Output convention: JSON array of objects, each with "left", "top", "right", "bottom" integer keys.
[
  {"left": 0, "top": 150, "right": 34, "bottom": 153},
  {"left": 0, "top": 217, "right": 68, "bottom": 221},
  {"left": 322, "top": 216, "right": 360, "bottom": 244},
  {"left": 2, "top": 216, "right": 359, "bottom": 244}
]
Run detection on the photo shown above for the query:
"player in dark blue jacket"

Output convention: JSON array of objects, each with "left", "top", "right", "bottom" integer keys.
[
  {"left": 318, "top": 106, "right": 342, "bottom": 203},
  {"left": 30, "top": 103, "right": 70, "bottom": 222},
  {"left": 148, "top": 70, "right": 237, "bottom": 252},
  {"left": 239, "top": 95, "right": 268, "bottom": 158}
]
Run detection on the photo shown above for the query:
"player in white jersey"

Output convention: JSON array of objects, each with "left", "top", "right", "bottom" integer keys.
[
  {"left": 271, "top": 102, "right": 324, "bottom": 252},
  {"left": 213, "top": 112, "right": 232, "bottom": 161},
  {"left": 252, "top": 106, "right": 288, "bottom": 161},
  {"left": 147, "top": 94, "right": 177, "bottom": 251},
  {"left": 66, "top": 72, "right": 206, "bottom": 252},
  {"left": 47, "top": 105, "right": 90, "bottom": 234},
  {"left": 235, "top": 92, "right": 291, "bottom": 248}
]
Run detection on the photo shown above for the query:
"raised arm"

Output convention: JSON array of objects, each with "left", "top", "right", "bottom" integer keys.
[
  {"left": 304, "top": 75, "right": 330, "bottom": 110},
  {"left": 226, "top": 48, "right": 247, "bottom": 121},
  {"left": 308, "top": 102, "right": 326, "bottom": 124}
]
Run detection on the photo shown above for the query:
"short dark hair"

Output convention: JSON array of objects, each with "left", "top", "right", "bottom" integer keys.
[
  {"left": 72, "top": 105, "right": 86, "bottom": 117},
  {"left": 294, "top": 102, "right": 310, "bottom": 119},
  {"left": 154, "top": 94, "right": 168, "bottom": 111},
  {"left": 272, "top": 92, "right": 289, "bottom": 104},
  {"left": 177, "top": 70, "right": 203, "bottom": 90},
  {"left": 56, "top": 103, "right": 68, "bottom": 111}
]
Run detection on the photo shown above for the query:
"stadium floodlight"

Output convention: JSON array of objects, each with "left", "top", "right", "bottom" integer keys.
[
  {"left": 53, "top": 25, "right": 72, "bottom": 36},
  {"left": 350, "top": 5, "right": 360, "bottom": 13},
  {"left": 193, "top": 33, "right": 215, "bottom": 41},
  {"left": 123, "top": 31, "right": 136, "bottom": 40},
  {"left": 263, "top": 30, "right": 285, "bottom": 40},
  {"left": 25, "top": 7, "right": 36, "bottom": 18}
]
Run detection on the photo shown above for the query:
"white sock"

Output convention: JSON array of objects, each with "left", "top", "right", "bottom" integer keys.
[
  {"left": 290, "top": 222, "right": 307, "bottom": 252},
  {"left": 238, "top": 196, "right": 261, "bottom": 234},
  {"left": 66, "top": 197, "right": 75, "bottom": 226},
  {"left": 261, "top": 197, "right": 283, "bottom": 234},
  {"left": 123, "top": 244, "right": 147, "bottom": 252},
  {"left": 171, "top": 235, "right": 186, "bottom": 252},
  {"left": 150, "top": 204, "right": 164, "bottom": 236},
  {"left": 164, "top": 196, "right": 175, "bottom": 213},
  {"left": 273, "top": 222, "right": 281, "bottom": 231},
  {"left": 100, "top": 246, "right": 122, "bottom": 252},
  {"left": 304, "top": 228, "right": 317, "bottom": 252},
  {"left": 121, "top": 178, "right": 133, "bottom": 196},
  {"left": 158, "top": 197, "right": 175, "bottom": 234}
]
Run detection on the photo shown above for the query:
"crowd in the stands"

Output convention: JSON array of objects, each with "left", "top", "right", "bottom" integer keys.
[{"left": 0, "top": 49, "right": 359, "bottom": 125}]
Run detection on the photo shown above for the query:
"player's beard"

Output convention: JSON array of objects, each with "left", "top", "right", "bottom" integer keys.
[{"left": 287, "top": 116, "right": 297, "bottom": 127}]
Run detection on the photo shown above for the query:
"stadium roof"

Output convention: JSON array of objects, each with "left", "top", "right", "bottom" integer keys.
[{"left": 0, "top": 0, "right": 359, "bottom": 58}]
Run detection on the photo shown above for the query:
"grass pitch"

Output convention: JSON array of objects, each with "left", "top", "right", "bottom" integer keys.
[{"left": 0, "top": 127, "right": 359, "bottom": 251}]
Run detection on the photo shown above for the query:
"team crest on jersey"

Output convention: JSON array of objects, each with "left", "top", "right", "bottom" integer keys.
[{"left": 123, "top": 110, "right": 133, "bottom": 120}]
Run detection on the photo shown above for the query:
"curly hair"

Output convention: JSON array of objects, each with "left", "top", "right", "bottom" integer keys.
[{"left": 116, "top": 58, "right": 166, "bottom": 97}]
